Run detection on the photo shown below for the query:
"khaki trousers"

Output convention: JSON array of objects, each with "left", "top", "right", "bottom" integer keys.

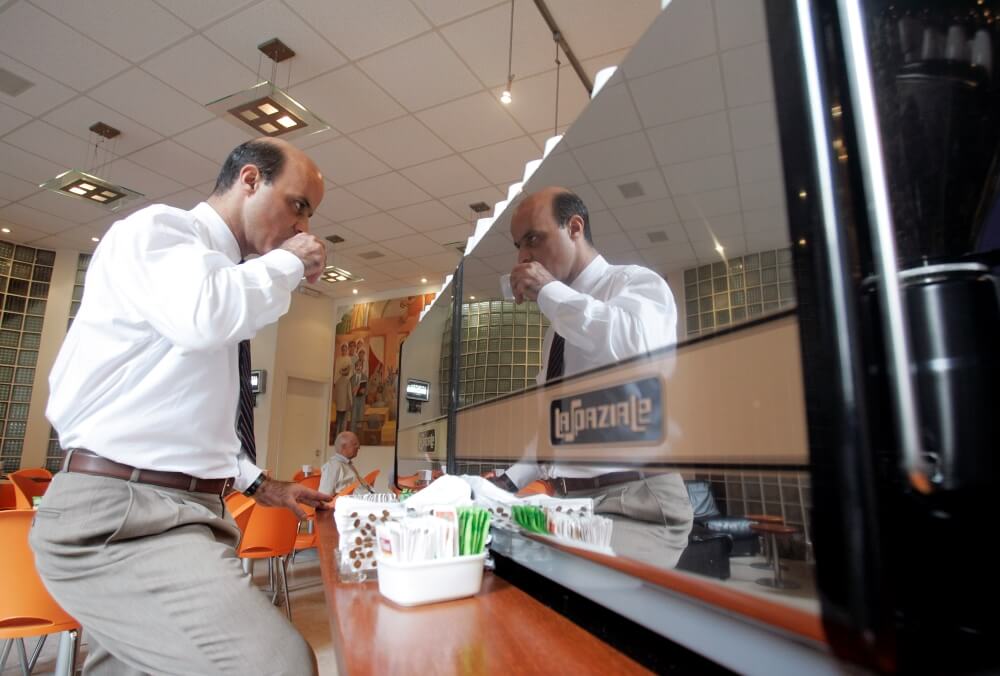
[
  {"left": 29, "top": 472, "right": 315, "bottom": 676},
  {"left": 567, "top": 472, "right": 694, "bottom": 569}
]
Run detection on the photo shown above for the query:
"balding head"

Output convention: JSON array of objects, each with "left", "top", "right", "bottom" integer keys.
[
  {"left": 511, "top": 186, "right": 595, "bottom": 285},
  {"left": 335, "top": 431, "right": 360, "bottom": 460}
]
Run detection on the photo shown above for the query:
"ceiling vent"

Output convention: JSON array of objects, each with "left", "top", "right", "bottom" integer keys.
[
  {"left": 0, "top": 68, "right": 33, "bottom": 97},
  {"left": 324, "top": 234, "right": 345, "bottom": 244},
  {"left": 357, "top": 250, "right": 385, "bottom": 260},
  {"left": 469, "top": 202, "right": 490, "bottom": 213},
  {"left": 646, "top": 230, "right": 668, "bottom": 243},
  {"left": 445, "top": 240, "right": 467, "bottom": 254},
  {"left": 617, "top": 181, "right": 645, "bottom": 199}
]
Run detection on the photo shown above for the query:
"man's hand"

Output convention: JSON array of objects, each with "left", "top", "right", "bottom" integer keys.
[
  {"left": 253, "top": 479, "right": 333, "bottom": 519},
  {"left": 280, "top": 232, "right": 327, "bottom": 283},
  {"left": 510, "top": 262, "right": 556, "bottom": 303}
]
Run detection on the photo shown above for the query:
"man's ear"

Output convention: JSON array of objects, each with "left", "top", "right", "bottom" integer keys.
[
  {"left": 238, "top": 164, "right": 261, "bottom": 194},
  {"left": 566, "top": 214, "right": 586, "bottom": 240}
]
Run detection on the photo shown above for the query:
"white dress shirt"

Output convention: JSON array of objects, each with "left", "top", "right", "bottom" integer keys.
[
  {"left": 505, "top": 254, "right": 677, "bottom": 488},
  {"left": 318, "top": 453, "right": 372, "bottom": 495},
  {"left": 47, "top": 202, "right": 303, "bottom": 491}
]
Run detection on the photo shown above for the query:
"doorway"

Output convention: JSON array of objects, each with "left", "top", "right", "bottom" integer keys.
[{"left": 276, "top": 377, "right": 328, "bottom": 481}]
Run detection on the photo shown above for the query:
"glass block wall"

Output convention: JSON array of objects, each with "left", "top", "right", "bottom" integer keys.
[
  {"left": 45, "top": 252, "right": 92, "bottom": 471},
  {"left": 683, "top": 247, "right": 796, "bottom": 338},
  {"left": 440, "top": 300, "right": 550, "bottom": 411},
  {"left": 0, "top": 241, "right": 54, "bottom": 474}
]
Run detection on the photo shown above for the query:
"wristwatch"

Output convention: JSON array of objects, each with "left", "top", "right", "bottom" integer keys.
[{"left": 243, "top": 473, "right": 266, "bottom": 497}]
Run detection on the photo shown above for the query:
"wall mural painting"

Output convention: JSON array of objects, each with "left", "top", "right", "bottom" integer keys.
[{"left": 331, "top": 293, "right": 435, "bottom": 445}]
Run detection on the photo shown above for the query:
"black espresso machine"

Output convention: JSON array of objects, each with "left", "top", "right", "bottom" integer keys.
[{"left": 767, "top": 0, "right": 1000, "bottom": 672}]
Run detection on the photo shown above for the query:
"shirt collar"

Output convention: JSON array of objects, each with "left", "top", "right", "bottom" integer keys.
[
  {"left": 192, "top": 202, "right": 241, "bottom": 264},
  {"left": 570, "top": 255, "right": 608, "bottom": 293},
  {"left": 334, "top": 453, "right": 351, "bottom": 464}
]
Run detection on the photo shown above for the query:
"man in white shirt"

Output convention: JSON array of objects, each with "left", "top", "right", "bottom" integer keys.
[
  {"left": 31, "top": 138, "right": 331, "bottom": 675},
  {"left": 494, "top": 186, "right": 693, "bottom": 569},
  {"left": 319, "top": 431, "right": 374, "bottom": 495}
]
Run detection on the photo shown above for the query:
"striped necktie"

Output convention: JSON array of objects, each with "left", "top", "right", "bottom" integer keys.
[
  {"left": 545, "top": 332, "right": 565, "bottom": 382},
  {"left": 237, "top": 339, "right": 256, "bottom": 463}
]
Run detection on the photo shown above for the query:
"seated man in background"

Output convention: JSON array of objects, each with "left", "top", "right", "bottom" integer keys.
[
  {"left": 491, "top": 186, "right": 692, "bottom": 569},
  {"left": 320, "top": 431, "right": 374, "bottom": 495}
]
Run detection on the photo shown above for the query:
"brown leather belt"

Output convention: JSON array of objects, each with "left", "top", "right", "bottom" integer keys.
[
  {"left": 64, "top": 449, "right": 232, "bottom": 495},
  {"left": 554, "top": 471, "right": 646, "bottom": 495}
]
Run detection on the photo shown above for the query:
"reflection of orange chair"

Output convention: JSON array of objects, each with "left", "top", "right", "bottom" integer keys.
[
  {"left": 224, "top": 492, "right": 256, "bottom": 534},
  {"left": 237, "top": 503, "right": 300, "bottom": 619},
  {"left": 517, "top": 480, "right": 554, "bottom": 497},
  {"left": 0, "top": 482, "right": 15, "bottom": 510},
  {"left": 292, "top": 469, "right": 321, "bottom": 482},
  {"left": 9, "top": 468, "right": 52, "bottom": 509},
  {"left": 0, "top": 510, "right": 81, "bottom": 675}
]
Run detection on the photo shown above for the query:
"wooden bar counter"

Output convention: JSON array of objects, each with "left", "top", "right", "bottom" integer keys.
[{"left": 316, "top": 510, "right": 650, "bottom": 675}]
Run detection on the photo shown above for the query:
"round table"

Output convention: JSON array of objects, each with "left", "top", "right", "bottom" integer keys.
[{"left": 749, "top": 523, "right": 800, "bottom": 590}]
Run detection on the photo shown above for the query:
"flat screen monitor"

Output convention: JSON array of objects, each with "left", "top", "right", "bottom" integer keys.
[
  {"left": 250, "top": 369, "right": 266, "bottom": 395},
  {"left": 405, "top": 378, "right": 430, "bottom": 401}
]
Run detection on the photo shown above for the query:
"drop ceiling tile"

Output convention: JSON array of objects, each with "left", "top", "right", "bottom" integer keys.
[
  {"left": 3, "top": 120, "right": 92, "bottom": 168},
  {"left": 173, "top": 118, "right": 253, "bottom": 165},
  {"left": 306, "top": 137, "right": 389, "bottom": 186},
  {"left": 647, "top": 111, "right": 732, "bottom": 166},
  {"left": 463, "top": 136, "right": 542, "bottom": 186},
  {"left": 640, "top": 241, "right": 698, "bottom": 267},
  {"left": 345, "top": 172, "right": 430, "bottom": 211},
  {"left": 0, "top": 2, "right": 129, "bottom": 91},
  {"left": 424, "top": 222, "right": 473, "bottom": 245},
  {"left": 502, "top": 68, "right": 590, "bottom": 134},
  {"left": 565, "top": 182, "right": 607, "bottom": 212},
  {"left": 18, "top": 189, "right": 109, "bottom": 223},
  {"left": 439, "top": 185, "right": 504, "bottom": 219},
  {"left": 143, "top": 35, "right": 257, "bottom": 105},
  {"left": 0, "top": 101, "right": 30, "bottom": 136},
  {"left": 389, "top": 200, "right": 465, "bottom": 233},
  {"left": 612, "top": 198, "right": 681, "bottom": 232},
  {"left": 735, "top": 144, "right": 781, "bottom": 185},
  {"left": 204, "top": 0, "right": 347, "bottom": 86},
  {"left": 630, "top": 55, "right": 725, "bottom": 129},
  {"left": 623, "top": 222, "right": 689, "bottom": 249},
  {"left": 714, "top": 0, "right": 767, "bottom": 51},
  {"left": 593, "top": 231, "right": 639, "bottom": 255},
  {"left": 317, "top": 187, "right": 379, "bottom": 222},
  {"left": 744, "top": 227, "right": 787, "bottom": 251},
  {"left": 89, "top": 69, "right": 214, "bottom": 136},
  {"left": 466, "top": 226, "right": 513, "bottom": 259},
  {"left": 0, "top": 202, "right": 76, "bottom": 234},
  {"left": 412, "top": 249, "right": 462, "bottom": 273},
  {"left": 0, "top": 171, "right": 40, "bottom": 202},
  {"left": 743, "top": 206, "right": 788, "bottom": 237},
  {"left": 573, "top": 131, "right": 656, "bottom": 182},
  {"left": 581, "top": 48, "right": 631, "bottom": 83},
  {"left": 663, "top": 154, "right": 737, "bottom": 196},
  {"left": 439, "top": 0, "right": 557, "bottom": 88},
  {"left": 402, "top": 155, "right": 489, "bottom": 198},
  {"left": 480, "top": 251, "right": 513, "bottom": 274},
  {"left": 683, "top": 212, "right": 744, "bottom": 241},
  {"left": 527, "top": 149, "right": 588, "bottom": 189},
  {"left": 32, "top": 0, "right": 192, "bottom": 62},
  {"left": 313, "top": 221, "right": 372, "bottom": 250},
  {"left": 373, "top": 257, "right": 427, "bottom": 280},
  {"left": 380, "top": 233, "right": 448, "bottom": 258},
  {"left": 1, "top": 224, "right": 52, "bottom": 246},
  {"left": 103, "top": 158, "right": 184, "bottom": 200},
  {"left": 336, "top": 241, "right": 403, "bottom": 264},
  {"left": 674, "top": 186, "right": 742, "bottom": 220},
  {"left": 284, "top": 0, "right": 430, "bottom": 60},
  {"left": 690, "top": 235, "right": 746, "bottom": 261},
  {"left": 606, "top": 250, "right": 647, "bottom": 267},
  {"left": 721, "top": 42, "right": 774, "bottom": 108},
  {"left": 728, "top": 101, "right": 779, "bottom": 152},
  {"left": 127, "top": 140, "right": 221, "bottom": 187},
  {"left": 152, "top": 0, "right": 258, "bottom": 29},
  {"left": 547, "top": 0, "right": 660, "bottom": 60},
  {"left": 0, "top": 54, "right": 75, "bottom": 116},
  {"left": 289, "top": 66, "right": 405, "bottom": 135},
  {"left": 738, "top": 179, "right": 783, "bottom": 212},
  {"left": 412, "top": 0, "right": 508, "bottom": 28},
  {"left": 339, "top": 212, "right": 415, "bottom": 242},
  {"left": 621, "top": 0, "right": 716, "bottom": 78},
  {"left": 42, "top": 96, "right": 164, "bottom": 156},
  {"left": 358, "top": 32, "right": 481, "bottom": 112},
  {"left": 588, "top": 209, "right": 623, "bottom": 237},
  {"left": 564, "top": 82, "right": 642, "bottom": 149},
  {"left": 160, "top": 186, "right": 211, "bottom": 211},
  {"left": 593, "top": 168, "right": 670, "bottom": 209},
  {"left": 416, "top": 92, "right": 523, "bottom": 152},
  {"left": 0, "top": 141, "right": 67, "bottom": 184},
  {"left": 353, "top": 117, "right": 452, "bottom": 170}
]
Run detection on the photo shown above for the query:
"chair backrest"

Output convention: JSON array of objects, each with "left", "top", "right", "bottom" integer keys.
[
  {"left": 362, "top": 469, "right": 379, "bottom": 490},
  {"left": 297, "top": 474, "right": 321, "bottom": 491},
  {"left": 237, "top": 502, "right": 300, "bottom": 559},
  {"left": 224, "top": 492, "right": 256, "bottom": 533},
  {"left": 0, "top": 510, "right": 79, "bottom": 639},
  {"left": 685, "top": 480, "right": 721, "bottom": 519},
  {"left": 0, "top": 482, "right": 15, "bottom": 510},
  {"left": 9, "top": 469, "right": 52, "bottom": 509}
]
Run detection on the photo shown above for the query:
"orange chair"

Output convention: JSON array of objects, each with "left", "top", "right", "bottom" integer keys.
[
  {"left": 0, "top": 482, "right": 15, "bottom": 511},
  {"left": 9, "top": 469, "right": 52, "bottom": 510},
  {"left": 237, "top": 503, "right": 300, "bottom": 619},
  {"left": 328, "top": 469, "right": 380, "bottom": 508},
  {"left": 224, "top": 492, "right": 256, "bottom": 534},
  {"left": 297, "top": 474, "right": 321, "bottom": 491},
  {"left": 517, "top": 480, "right": 555, "bottom": 497},
  {"left": 0, "top": 510, "right": 80, "bottom": 675}
]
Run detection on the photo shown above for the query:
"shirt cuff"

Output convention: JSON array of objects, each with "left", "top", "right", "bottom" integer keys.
[
  {"left": 234, "top": 455, "right": 264, "bottom": 493},
  {"left": 536, "top": 280, "right": 577, "bottom": 320},
  {"left": 258, "top": 248, "right": 305, "bottom": 289}
]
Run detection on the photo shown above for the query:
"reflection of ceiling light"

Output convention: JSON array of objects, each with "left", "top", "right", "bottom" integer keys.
[
  {"left": 41, "top": 169, "right": 143, "bottom": 212},
  {"left": 352, "top": 289, "right": 358, "bottom": 295},
  {"left": 421, "top": 277, "right": 428, "bottom": 283},
  {"left": 798, "top": 189, "right": 808, "bottom": 199},
  {"left": 1, "top": 228, "right": 10, "bottom": 234},
  {"left": 714, "top": 243, "right": 725, "bottom": 255},
  {"left": 799, "top": 238, "right": 807, "bottom": 246},
  {"left": 470, "top": 295, "right": 476, "bottom": 300},
  {"left": 207, "top": 39, "right": 329, "bottom": 142},
  {"left": 500, "top": 87, "right": 512, "bottom": 105},
  {"left": 319, "top": 264, "right": 363, "bottom": 285},
  {"left": 91, "top": 237, "right": 100, "bottom": 242}
]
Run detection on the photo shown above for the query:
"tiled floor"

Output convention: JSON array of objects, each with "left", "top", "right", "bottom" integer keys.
[{"left": 1, "top": 548, "right": 338, "bottom": 675}]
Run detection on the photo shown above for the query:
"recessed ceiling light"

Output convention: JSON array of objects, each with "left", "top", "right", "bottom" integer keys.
[
  {"left": 1, "top": 227, "right": 10, "bottom": 234},
  {"left": 91, "top": 237, "right": 100, "bottom": 242},
  {"left": 470, "top": 295, "right": 476, "bottom": 300},
  {"left": 352, "top": 289, "right": 358, "bottom": 294},
  {"left": 420, "top": 277, "right": 427, "bottom": 283}
]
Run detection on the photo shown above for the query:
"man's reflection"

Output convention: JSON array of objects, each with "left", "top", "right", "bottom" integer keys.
[{"left": 491, "top": 186, "right": 693, "bottom": 569}]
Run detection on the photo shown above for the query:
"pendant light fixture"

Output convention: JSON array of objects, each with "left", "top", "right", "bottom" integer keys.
[{"left": 500, "top": 0, "right": 515, "bottom": 105}]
